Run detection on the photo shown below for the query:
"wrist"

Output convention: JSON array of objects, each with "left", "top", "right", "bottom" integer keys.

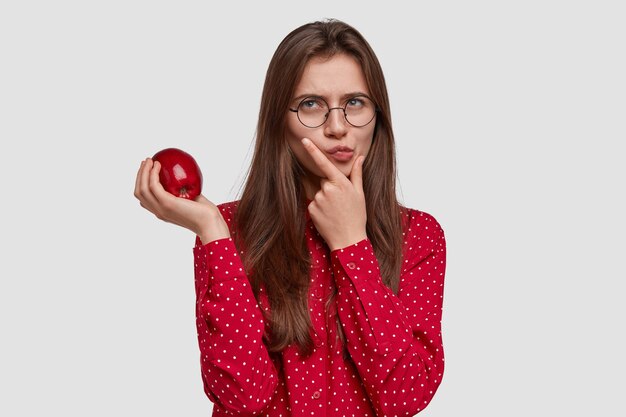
[
  {"left": 197, "top": 209, "right": 231, "bottom": 244},
  {"left": 328, "top": 232, "right": 368, "bottom": 251}
]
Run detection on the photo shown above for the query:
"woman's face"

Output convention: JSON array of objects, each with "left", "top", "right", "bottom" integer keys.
[{"left": 286, "top": 53, "right": 376, "bottom": 197}]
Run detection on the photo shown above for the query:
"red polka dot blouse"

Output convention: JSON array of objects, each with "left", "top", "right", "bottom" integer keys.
[{"left": 193, "top": 201, "right": 447, "bottom": 416}]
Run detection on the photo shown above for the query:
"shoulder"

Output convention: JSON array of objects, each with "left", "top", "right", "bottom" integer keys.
[
  {"left": 399, "top": 206, "right": 446, "bottom": 259},
  {"left": 401, "top": 206, "right": 445, "bottom": 235}
]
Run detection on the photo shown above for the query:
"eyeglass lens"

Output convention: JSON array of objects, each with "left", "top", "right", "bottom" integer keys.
[{"left": 297, "top": 96, "right": 376, "bottom": 128}]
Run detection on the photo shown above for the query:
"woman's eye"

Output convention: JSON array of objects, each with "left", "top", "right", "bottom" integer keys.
[
  {"left": 300, "top": 98, "right": 324, "bottom": 110},
  {"left": 347, "top": 97, "right": 365, "bottom": 108}
]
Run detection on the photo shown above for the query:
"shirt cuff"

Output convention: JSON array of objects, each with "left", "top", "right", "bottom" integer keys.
[
  {"left": 330, "top": 238, "right": 381, "bottom": 288},
  {"left": 193, "top": 237, "right": 246, "bottom": 284}
]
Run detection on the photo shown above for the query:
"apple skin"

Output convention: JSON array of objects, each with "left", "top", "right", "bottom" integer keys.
[{"left": 152, "top": 148, "right": 203, "bottom": 200}]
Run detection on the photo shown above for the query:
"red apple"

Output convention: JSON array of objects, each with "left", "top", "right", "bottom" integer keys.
[{"left": 152, "top": 147, "right": 203, "bottom": 200}]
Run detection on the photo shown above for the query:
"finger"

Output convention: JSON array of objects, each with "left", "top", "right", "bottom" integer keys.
[
  {"left": 349, "top": 155, "right": 364, "bottom": 191},
  {"left": 195, "top": 194, "right": 209, "bottom": 204},
  {"left": 301, "top": 138, "right": 345, "bottom": 182},
  {"left": 307, "top": 199, "right": 318, "bottom": 218},
  {"left": 138, "top": 159, "right": 161, "bottom": 209},
  {"left": 194, "top": 194, "right": 214, "bottom": 207},
  {"left": 134, "top": 159, "right": 147, "bottom": 198},
  {"left": 138, "top": 158, "right": 155, "bottom": 199},
  {"left": 148, "top": 160, "right": 172, "bottom": 203}
]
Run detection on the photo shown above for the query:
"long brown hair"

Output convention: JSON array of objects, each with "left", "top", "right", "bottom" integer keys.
[{"left": 234, "top": 19, "right": 405, "bottom": 355}]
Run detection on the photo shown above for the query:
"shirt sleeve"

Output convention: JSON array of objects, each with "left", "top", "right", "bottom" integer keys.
[
  {"left": 330, "top": 209, "right": 446, "bottom": 416},
  {"left": 193, "top": 237, "right": 278, "bottom": 415}
]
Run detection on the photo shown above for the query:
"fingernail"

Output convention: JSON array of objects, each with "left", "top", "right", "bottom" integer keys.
[{"left": 301, "top": 138, "right": 310, "bottom": 146}]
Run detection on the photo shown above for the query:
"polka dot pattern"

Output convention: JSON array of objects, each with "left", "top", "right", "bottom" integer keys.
[{"left": 192, "top": 201, "right": 446, "bottom": 416}]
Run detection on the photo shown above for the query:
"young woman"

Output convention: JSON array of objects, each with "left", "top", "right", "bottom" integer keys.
[{"left": 135, "top": 19, "right": 447, "bottom": 417}]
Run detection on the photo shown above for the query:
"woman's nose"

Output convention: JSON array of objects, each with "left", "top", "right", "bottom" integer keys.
[{"left": 324, "top": 107, "right": 348, "bottom": 138}]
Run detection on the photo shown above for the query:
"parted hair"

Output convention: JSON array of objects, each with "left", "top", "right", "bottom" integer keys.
[{"left": 234, "top": 19, "right": 405, "bottom": 355}]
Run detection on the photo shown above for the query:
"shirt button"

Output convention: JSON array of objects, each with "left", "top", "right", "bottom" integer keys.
[
  {"left": 316, "top": 242, "right": 322, "bottom": 249},
  {"left": 315, "top": 339, "right": 324, "bottom": 348},
  {"left": 312, "top": 391, "right": 321, "bottom": 399},
  {"left": 347, "top": 262, "right": 356, "bottom": 269}
]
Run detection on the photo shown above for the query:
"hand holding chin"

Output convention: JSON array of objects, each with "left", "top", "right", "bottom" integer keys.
[{"left": 301, "top": 138, "right": 368, "bottom": 251}]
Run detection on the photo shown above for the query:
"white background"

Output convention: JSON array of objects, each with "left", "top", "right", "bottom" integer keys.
[{"left": 1, "top": 1, "right": 624, "bottom": 416}]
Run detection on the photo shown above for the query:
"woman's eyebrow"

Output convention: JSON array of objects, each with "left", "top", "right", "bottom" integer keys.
[{"left": 292, "top": 91, "right": 370, "bottom": 102}]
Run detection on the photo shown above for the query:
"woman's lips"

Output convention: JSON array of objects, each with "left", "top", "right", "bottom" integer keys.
[
  {"left": 328, "top": 151, "right": 354, "bottom": 162},
  {"left": 327, "top": 146, "right": 354, "bottom": 162}
]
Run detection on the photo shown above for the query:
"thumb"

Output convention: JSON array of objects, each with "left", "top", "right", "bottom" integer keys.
[
  {"left": 349, "top": 156, "right": 364, "bottom": 190},
  {"left": 195, "top": 194, "right": 210, "bottom": 204},
  {"left": 195, "top": 194, "right": 219, "bottom": 209}
]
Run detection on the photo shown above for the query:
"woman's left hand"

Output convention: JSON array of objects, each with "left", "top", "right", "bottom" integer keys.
[{"left": 301, "top": 138, "right": 368, "bottom": 251}]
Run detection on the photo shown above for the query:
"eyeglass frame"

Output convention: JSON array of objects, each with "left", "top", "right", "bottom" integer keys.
[{"left": 288, "top": 95, "right": 379, "bottom": 128}]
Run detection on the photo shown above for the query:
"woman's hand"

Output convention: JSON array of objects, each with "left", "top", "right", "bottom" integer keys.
[
  {"left": 301, "top": 138, "right": 368, "bottom": 251},
  {"left": 134, "top": 158, "right": 230, "bottom": 244}
]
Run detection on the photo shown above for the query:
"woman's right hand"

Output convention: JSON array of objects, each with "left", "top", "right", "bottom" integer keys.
[{"left": 134, "top": 158, "right": 231, "bottom": 244}]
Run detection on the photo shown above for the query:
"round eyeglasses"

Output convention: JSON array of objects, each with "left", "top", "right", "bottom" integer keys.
[{"left": 289, "top": 95, "right": 377, "bottom": 128}]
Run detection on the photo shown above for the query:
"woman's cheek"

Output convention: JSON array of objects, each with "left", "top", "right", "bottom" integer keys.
[{"left": 288, "top": 139, "right": 319, "bottom": 176}]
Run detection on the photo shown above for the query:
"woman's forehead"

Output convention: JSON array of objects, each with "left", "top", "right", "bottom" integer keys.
[{"left": 294, "top": 54, "right": 369, "bottom": 98}]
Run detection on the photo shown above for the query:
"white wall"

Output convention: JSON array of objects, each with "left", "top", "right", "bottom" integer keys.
[{"left": 1, "top": 1, "right": 624, "bottom": 415}]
